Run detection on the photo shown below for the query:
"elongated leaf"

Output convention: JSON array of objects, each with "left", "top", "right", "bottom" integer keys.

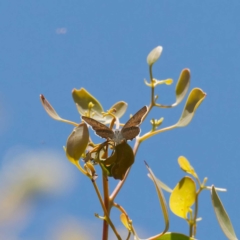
[
  {"left": 175, "top": 69, "right": 190, "bottom": 105},
  {"left": 148, "top": 174, "right": 172, "bottom": 193},
  {"left": 145, "top": 162, "right": 169, "bottom": 236},
  {"left": 40, "top": 94, "right": 78, "bottom": 126},
  {"left": 170, "top": 176, "right": 196, "bottom": 219},
  {"left": 40, "top": 94, "right": 62, "bottom": 120},
  {"left": 120, "top": 213, "right": 131, "bottom": 231},
  {"left": 211, "top": 186, "right": 238, "bottom": 240},
  {"left": 176, "top": 88, "right": 206, "bottom": 127},
  {"left": 155, "top": 232, "right": 191, "bottom": 240},
  {"left": 66, "top": 122, "right": 89, "bottom": 164},
  {"left": 72, "top": 88, "right": 103, "bottom": 119}
]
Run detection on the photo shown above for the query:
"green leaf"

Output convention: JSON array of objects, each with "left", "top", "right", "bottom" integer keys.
[
  {"left": 175, "top": 69, "right": 190, "bottom": 105},
  {"left": 152, "top": 70, "right": 190, "bottom": 109},
  {"left": 170, "top": 176, "right": 196, "bottom": 219},
  {"left": 66, "top": 122, "right": 89, "bottom": 164},
  {"left": 211, "top": 186, "right": 238, "bottom": 240},
  {"left": 145, "top": 162, "right": 169, "bottom": 236},
  {"left": 104, "top": 101, "right": 128, "bottom": 123},
  {"left": 105, "top": 142, "right": 134, "bottom": 180},
  {"left": 156, "top": 232, "right": 191, "bottom": 240},
  {"left": 176, "top": 88, "right": 206, "bottom": 127},
  {"left": 72, "top": 88, "right": 104, "bottom": 119}
]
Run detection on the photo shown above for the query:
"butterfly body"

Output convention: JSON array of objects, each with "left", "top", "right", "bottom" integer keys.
[
  {"left": 82, "top": 106, "right": 148, "bottom": 144},
  {"left": 112, "top": 129, "right": 123, "bottom": 143}
]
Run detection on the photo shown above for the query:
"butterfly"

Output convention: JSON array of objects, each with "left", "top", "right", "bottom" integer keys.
[{"left": 82, "top": 106, "right": 148, "bottom": 144}]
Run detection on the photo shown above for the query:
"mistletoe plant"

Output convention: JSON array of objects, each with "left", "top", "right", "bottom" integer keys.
[{"left": 40, "top": 46, "right": 237, "bottom": 240}]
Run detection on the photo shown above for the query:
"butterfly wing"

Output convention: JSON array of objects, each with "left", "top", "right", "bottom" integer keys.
[
  {"left": 121, "top": 126, "right": 140, "bottom": 141},
  {"left": 123, "top": 106, "right": 148, "bottom": 128},
  {"left": 82, "top": 116, "right": 114, "bottom": 139},
  {"left": 121, "top": 106, "right": 148, "bottom": 140}
]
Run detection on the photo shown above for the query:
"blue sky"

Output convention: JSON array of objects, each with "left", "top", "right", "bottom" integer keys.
[{"left": 1, "top": 1, "right": 240, "bottom": 239}]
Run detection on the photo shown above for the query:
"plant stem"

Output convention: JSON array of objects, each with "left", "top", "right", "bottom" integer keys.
[
  {"left": 75, "top": 161, "right": 87, "bottom": 176},
  {"left": 149, "top": 65, "right": 154, "bottom": 104},
  {"left": 105, "top": 63, "right": 157, "bottom": 238},
  {"left": 113, "top": 202, "right": 130, "bottom": 219},
  {"left": 102, "top": 174, "right": 110, "bottom": 240},
  {"left": 60, "top": 118, "right": 79, "bottom": 126},
  {"left": 139, "top": 124, "right": 176, "bottom": 142},
  {"left": 110, "top": 65, "right": 155, "bottom": 202},
  {"left": 92, "top": 180, "right": 121, "bottom": 240},
  {"left": 190, "top": 187, "right": 202, "bottom": 238}
]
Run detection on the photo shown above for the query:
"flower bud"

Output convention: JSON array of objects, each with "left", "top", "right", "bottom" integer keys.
[{"left": 147, "top": 46, "right": 163, "bottom": 66}]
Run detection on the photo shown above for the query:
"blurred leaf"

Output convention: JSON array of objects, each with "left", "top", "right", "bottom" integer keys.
[
  {"left": 66, "top": 122, "right": 89, "bottom": 164},
  {"left": 148, "top": 174, "right": 172, "bottom": 193},
  {"left": 176, "top": 88, "right": 206, "bottom": 127},
  {"left": 40, "top": 94, "right": 62, "bottom": 121},
  {"left": 155, "top": 232, "right": 191, "bottom": 240},
  {"left": 170, "top": 177, "right": 196, "bottom": 219},
  {"left": 175, "top": 69, "right": 190, "bottom": 105},
  {"left": 178, "top": 156, "right": 197, "bottom": 178},
  {"left": 211, "top": 186, "right": 238, "bottom": 240},
  {"left": 104, "top": 101, "right": 128, "bottom": 123},
  {"left": 145, "top": 162, "right": 169, "bottom": 235},
  {"left": 120, "top": 213, "right": 131, "bottom": 231},
  {"left": 109, "top": 142, "right": 134, "bottom": 180},
  {"left": 72, "top": 88, "right": 103, "bottom": 119},
  {"left": 147, "top": 46, "right": 163, "bottom": 66}
]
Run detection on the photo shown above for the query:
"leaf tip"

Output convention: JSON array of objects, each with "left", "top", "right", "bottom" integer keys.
[
  {"left": 144, "top": 160, "right": 149, "bottom": 168},
  {"left": 183, "top": 68, "right": 190, "bottom": 73},
  {"left": 40, "top": 94, "right": 45, "bottom": 102}
]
